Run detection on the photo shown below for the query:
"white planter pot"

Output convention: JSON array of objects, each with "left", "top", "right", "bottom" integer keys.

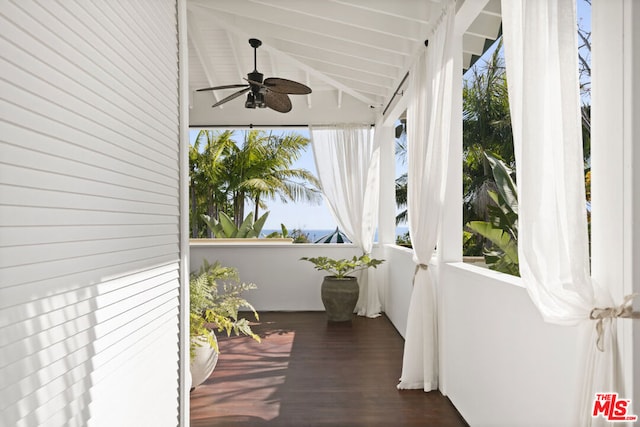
[{"left": 190, "top": 332, "right": 219, "bottom": 388}]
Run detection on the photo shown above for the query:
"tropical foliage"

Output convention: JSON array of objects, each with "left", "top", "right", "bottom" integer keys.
[
  {"left": 190, "top": 129, "right": 321, "bottom": 237},
  {"left": 395, "top": 172, "right": 408, "bottom": 225},
  {"left": 300, "top": 254, "right": 385, "bottom": 279},
  {"left": 463, "top": 40, "right": 514, "bottom": 248},
  {"left": 394, "top": 119, "right": 408, "bottom": 226},
  {"left": 265, "top": 223, "right": 311, "bottom": 243},
  {"left": 190, "top": 260, "right": 261, "bottom": 358},
  {"left": 466, "top": 152, "right": 519, "bottom": 276},
  {"left": 202, "top": 211, "right": 269, "bottom": 238},
  {"left": 189, "top": 130, "right": 235, "bottom": 238}
]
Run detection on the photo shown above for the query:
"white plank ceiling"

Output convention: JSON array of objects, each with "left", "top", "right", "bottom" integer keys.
[{"left": 187, "top": 0, "right": 501, "bottom": 126}]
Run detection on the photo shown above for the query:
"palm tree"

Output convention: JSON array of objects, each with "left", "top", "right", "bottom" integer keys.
[
  {"left": 395, "top": 172, "right": 407, "bottom": 225},
  {"left": 226, "top": 130, "right": 321, "bottom": 225},
  {"left": 189, "top": 130, "right": 235, "bottom": 237},
  {"left": 191, "top": 129, "right": 321, "bottom": 232},
  {"left": 394, "top": 119, "right": 409, "bottom": 225},
  {"left": 463, "top": 40, "right": 514, "bottom": 226}
]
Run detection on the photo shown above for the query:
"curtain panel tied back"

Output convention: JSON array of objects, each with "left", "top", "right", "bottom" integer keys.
[{"left": 397, "top": 1, "right": 455, "bottom": 391}]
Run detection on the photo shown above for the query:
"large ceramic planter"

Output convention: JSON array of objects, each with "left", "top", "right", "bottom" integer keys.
[
  {"left": 321, "top": 276, "right": 359, "bottom": 322},
  {"left": 190, "top": 332, "right": 219, "bottom": 389}
]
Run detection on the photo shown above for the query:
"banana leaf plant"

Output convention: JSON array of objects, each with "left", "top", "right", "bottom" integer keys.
[{"left": 466, "top": 152, "right": 519, "bottom": 276}]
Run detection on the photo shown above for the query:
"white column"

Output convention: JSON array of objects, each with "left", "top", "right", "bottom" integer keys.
[
  {"left": 439, "top": 33, "right": 464, "bottom": 264},
  {"left": 436, "top": 19, "right": 464, "bottom": 398},
  {"left": 377, "top": 122, "right": 396, "bottom": 246},
  {"left": 632, "top": 0, "right": 640, "bottom": 407},
  {"left": 376, "top": 120, "right": 396, "bottom": 310},
  {"left": 178, "top": 0, "right": 191, "bottom": 424},
  {"left": 591, "top": 0, "right": 638, "bottom": 405}
]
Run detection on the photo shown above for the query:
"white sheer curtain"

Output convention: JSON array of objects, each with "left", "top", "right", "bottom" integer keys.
[
  {"left": 501, "top": 1, "right": 635, "bottom": 425},
  {"left": 397, "top": 2, "right": 455, "bottom": 391},
  {"left": 310, "top": 124, "right": 382, "bottom": 317}
]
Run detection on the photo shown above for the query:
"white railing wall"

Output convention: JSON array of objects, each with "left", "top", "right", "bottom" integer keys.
[
  {"left": 190, "top": 242, "right": 361, "bottom": 311},
  {"left": 439, "top": 263, "right": 581, "bottom": 426},
  {"left": 190, "top": 242, "right": 416, "bottom": 337},
  {"left": 381, "top": 244, "right": 418, "bottom": 338}
]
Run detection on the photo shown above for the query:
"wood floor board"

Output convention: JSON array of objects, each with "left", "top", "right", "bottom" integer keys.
[{"left": 190, "top": 312, "right": 467, "bottom": 427}]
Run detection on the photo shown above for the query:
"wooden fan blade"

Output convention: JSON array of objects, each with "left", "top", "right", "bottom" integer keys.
[
  {"left": 264, "top": 78, "right": 312, "bottom": 95},
  {"left": 212, "top": 87, "right": 250, "bottom": 108},
  {"left": 197, "top": 84, "right": 248, "bottom": 92},
  {"left": 244, "top": 78, "right": 267, "bottom": 89},
  {"left": 265, "top": 91, "right": 292, "bottom": 113}
]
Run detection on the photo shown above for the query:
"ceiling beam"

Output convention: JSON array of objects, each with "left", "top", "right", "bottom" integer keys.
[
  {"left": 465, "top": 13, "right": 502, "bottom": 40},
  {"left": 463, "top": 33, "right": 490, "bottom": 56},
  {"left": 269, "top": 51, "right": 279, "bottom": 80},
  {"left": 331, "top": 0, "right": 432, "bottom": 25},
  {"left": 287, "top": 55, "right": 396, "bottom": 89},
  {"left": 456, "top": 0, "right": 491, "bottom": 34},
  {"left": 250, "top": 0, "right": 428, "bottom": 41},
  {"left": 187, "top": 10, "right": 223, "bottom": 105},
  {"left": 277, "top": 40, "right": 402, "bottom": 79},
  {"left": 188, "top": 0, "right": 414, "bottom": 55},
  {"left": 188, "top": 4, "right": 406, "bottom": 68},
  {"left": 226, "top": 32, "right": 247, "bottom": 82}
]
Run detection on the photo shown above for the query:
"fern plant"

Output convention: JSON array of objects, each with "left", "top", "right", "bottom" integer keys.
[{"left": 190, "top": 260, "right": 261, "bottom": 359}]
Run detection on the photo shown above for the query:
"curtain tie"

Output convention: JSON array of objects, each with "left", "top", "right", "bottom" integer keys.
[
  {"left": 412, "top": 263, "right": 429, "bottom": 286},
  {"left": 589, "top": 293, "right": 640, "bottom": 352}
]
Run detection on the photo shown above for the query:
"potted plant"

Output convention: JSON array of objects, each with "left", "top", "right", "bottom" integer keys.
[
  {"left": 190, "top": 260, "right": 261, "bottom": 388},
  {"left": 300, "top": 254, "right": 384, "bottom": 322}
]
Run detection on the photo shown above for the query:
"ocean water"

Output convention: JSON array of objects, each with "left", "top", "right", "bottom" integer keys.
[{"left": 262, "top": 227, "right": 409, "bottom": 242}]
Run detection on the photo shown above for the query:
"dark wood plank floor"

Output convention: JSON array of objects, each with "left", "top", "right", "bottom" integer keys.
[{"left": 190, "top": 312, "right": 467, "bottom": 427}]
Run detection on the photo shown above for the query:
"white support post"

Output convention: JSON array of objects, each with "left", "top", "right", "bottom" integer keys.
[
  {"left": 437, "top": 20, "right": 464, "bottom": 398},
  {"left": 631, "top": 1, "right": 640, "bottom": 408},
  {"left": 376, "top": 120, "right": 396, "bottom": 309},
  {"left": 591, "top": 0, "right": 638, "bottom": 406},
  {"left": 439, "top": 36, "right": 464, "bottom": 264},
  {"left": 177, "top": 0, "right": 191, "bottom": 424},
  {"left": 439, "top": 0, "right": 489, "bottom": 265},
  {"left": 377, "top": 122, "right": 396, "bottom": 247}
]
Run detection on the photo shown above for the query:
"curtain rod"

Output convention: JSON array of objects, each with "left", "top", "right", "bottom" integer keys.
[
  {"left": 382, "top": 71, "right": 409, "bottom": 117},
  {"left": 190, "top": 124, "right": 375, "bottom": 129},
  {"left": 382, "top": 40, "right": 428, "bottom": 117}
]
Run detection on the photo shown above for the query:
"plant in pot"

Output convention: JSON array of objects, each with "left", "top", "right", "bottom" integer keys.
[
  {"left": 190, "top": 260, "right": 261, "bottom": 388},
  {"left": 300, "top": 254, "right": 384, "bottom": 322}
]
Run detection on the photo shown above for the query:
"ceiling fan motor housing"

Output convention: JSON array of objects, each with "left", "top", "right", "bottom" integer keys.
[
  {"left": 247, "top": 71, "right": 264, "bottom": 84},
  {"left": 246, "top": 70, "right": 266, "bottom": 108}
]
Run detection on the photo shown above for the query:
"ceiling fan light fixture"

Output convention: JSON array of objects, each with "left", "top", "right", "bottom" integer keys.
[
  {"left": 255, "top": 92, "right": 266, "bottom": 108},
  {"left": 245, "top": 92, "right": 256, "bottom": 108}
]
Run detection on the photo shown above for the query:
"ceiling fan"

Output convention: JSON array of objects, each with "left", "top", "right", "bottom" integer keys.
[{"left": 196, "top": 38, "right": 312, "bottom": 113}]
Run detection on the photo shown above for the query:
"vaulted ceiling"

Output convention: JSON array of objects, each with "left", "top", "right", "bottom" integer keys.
[{"left": 187, "top": 0, "right": 502, "bottom": 127}]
